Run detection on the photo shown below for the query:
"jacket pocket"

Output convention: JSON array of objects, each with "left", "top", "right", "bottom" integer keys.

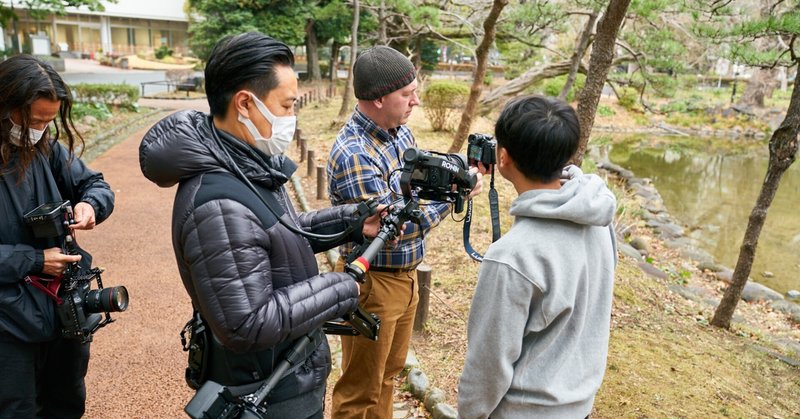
[{"left": 0, "top": 282, "right": 56, "bottom": 342}]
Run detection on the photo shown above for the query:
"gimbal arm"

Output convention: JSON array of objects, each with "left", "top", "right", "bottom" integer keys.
[{"left": 323, "top": 198, "right": 422, "bottom": 341}]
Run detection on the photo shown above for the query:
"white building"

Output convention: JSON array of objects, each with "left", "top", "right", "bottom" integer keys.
[{"left": 1, "top": 0, "right": 189, "bottom": 57}]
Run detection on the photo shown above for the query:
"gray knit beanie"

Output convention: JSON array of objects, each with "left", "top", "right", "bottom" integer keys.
[{"left": 353, "top": 46, "right": 416, "bottom": 100}]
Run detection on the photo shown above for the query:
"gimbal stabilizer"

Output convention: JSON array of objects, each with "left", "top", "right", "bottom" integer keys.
[
  {"left": 322, "top": 196, "right": 423, "bottom": 341},
  {"left": 186, "top": 198, "right": 422, "bottom": 419}
]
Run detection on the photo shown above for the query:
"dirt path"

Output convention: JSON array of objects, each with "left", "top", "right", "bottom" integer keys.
[{"left": 79, "top": 104, "right": 197, "bottom": 417}]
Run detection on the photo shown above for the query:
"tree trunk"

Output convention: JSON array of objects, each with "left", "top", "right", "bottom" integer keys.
[
  {"left": 329, "top": 40, "right": 341, "bottom": 82},
  {"left": 479, "top": 61, "right": 582, "bottom": 115},
  {"left": 559, "top": 10, "right": 600, "bottom": 101},
  {"left": 735, "top": 0, "right": 778, "bottom": 108},
  {"left": 305, "top": 19, "right": 322, "bottom": 81},
  {"left": 711, "top": 65, "right": 800, "bottom": 329},
  {"left": 338, "top": 0, "right": 359, "bottom": 118},
  {"left": 448, "top": 0, "right": 509, "bottom": 153},
  {"left": 412, "top": 36, "right": 422, "bottom": 70},
  {"left": 378, "top": 0, "right": 387, "bottom": 45},
  {"left": 572, "top": 0, "right": 632, "bottom": 167},
  {"left": 737, "top": 67, "right": 778, "bottom": 108}
]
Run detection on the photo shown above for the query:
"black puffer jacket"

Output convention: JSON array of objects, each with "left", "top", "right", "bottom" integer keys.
[
  {"left": 0, "top": 140, "right": 114, "bottom": 342},
  {"left": 139, "top": 110, "right": 360, "bottom": 403}
]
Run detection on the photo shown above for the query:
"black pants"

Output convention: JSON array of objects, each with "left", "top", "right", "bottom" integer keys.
[{"left": 0, "top": 333, "right": 90, "bottom": 419}]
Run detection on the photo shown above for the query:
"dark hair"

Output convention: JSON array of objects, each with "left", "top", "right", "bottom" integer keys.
[
  {"left": 205, "top": 32, "right": 295, "bottom": 117},
  {"left": 494, "top": 95, "right": 580, "bottom": 182},
  {"left": 0, "top": 55, "right": 83, "bottom": 177}
]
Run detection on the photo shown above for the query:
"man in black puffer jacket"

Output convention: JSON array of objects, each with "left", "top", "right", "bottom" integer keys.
[{"left": 139, "top": 33, "right": 378, "bottom": 418}]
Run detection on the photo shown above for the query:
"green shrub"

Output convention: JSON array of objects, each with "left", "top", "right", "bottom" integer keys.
[
  {"left": 617, "top": 87, "right": 639, "bottom": 111},
  {"left": 155, "top": 45, "right": 173, "bottom": 60},
  {"left": 540, "top": 74, "right": 585, "bottom": 101},
  {"left": 658, "top": 99, "right": 705, "bottom": 115},
  {"left": 422, "top": 81, "right": 469, "bottom": 132},
  {"left": 483, "top": 72, "right": 493, "bottom": 86},
  {"left": 597, "top": 104, "right": 616, "bottom": 117},
  {"left": 649, "top": 74, "right": 678, "bottom": 98},
  {"left": 72, "top": 83, "right": 140, "bottom": 110},
  {"left": 72, "top": 102, "right": 112, "bottom": 121}
]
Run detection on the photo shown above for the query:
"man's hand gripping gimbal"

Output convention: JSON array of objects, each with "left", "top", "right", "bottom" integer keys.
[{"left": 321, "top": 197, "right": 424, "bottom": 341}]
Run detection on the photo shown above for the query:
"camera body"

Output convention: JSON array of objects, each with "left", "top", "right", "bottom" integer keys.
[
  {"left": 400, "top": 148, "right": 477, "bottom": 213},
  {"left": 467, "top": 133, "right": 497, "bottom": 166},
  {"left": 24, "top": 201, "right": 128, "bottom": 343}
]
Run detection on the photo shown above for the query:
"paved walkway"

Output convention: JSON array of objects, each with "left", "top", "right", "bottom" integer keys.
[{"left": 79, "top": 99, "right": 209, "bottom": 417}]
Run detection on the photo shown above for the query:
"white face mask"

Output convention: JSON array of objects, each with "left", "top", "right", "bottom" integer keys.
[
  {"left": 9, "top": 121, "right": 47, "bottom": 147},
  {"left": 238, "top": 92, "right": 296, "bottom": 156}
]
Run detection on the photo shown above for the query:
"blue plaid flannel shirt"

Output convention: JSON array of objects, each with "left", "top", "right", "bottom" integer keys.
[{"left": 327, "top": 108, "right": 451, "bottom": 270}]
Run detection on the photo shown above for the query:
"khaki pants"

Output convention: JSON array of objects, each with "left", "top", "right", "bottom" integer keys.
[{"left": 332, "top": 259, "right": 419, "bottom": 419}]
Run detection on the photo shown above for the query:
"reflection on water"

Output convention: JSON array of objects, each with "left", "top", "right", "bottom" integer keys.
[{"left": 599, "top": 138, "right": 800, "bottom": 295}]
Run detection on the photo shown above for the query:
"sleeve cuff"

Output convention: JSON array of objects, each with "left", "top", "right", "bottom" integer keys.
[
  {"left": 81, "top": 197, "right": 100, "bottom": 214},
  {"left": 32, "top": 249, "right": 45, "bottom": 274}
]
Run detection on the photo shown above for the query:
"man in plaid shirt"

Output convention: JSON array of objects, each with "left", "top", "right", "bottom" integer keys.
[{"left": 328, "top": 46, "right": 482, "bottom": 418}]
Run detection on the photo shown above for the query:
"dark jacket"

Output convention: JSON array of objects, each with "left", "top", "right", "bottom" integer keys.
[
  {"left": 0, "top": 140, "right": 114, "bottom": 342},
  {"left": 139, "top": 110, "right": 360, "bottom": 403}
]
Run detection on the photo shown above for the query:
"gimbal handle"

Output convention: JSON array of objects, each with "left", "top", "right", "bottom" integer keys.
[{"left": 323, "top": 198, "right": 422, "bottom": 341}]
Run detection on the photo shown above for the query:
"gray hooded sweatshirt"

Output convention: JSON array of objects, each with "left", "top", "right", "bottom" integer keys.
[{"left": 458, "top": 167, "right": 617, "bottom": 419}]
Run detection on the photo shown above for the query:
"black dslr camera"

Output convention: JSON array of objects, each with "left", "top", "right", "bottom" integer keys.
[
  {"left": 400, "top": 148, "right": 477, "bottom": 214},
  {"left": 24, "top": 201, "right": 129, "bottom": 343},
  {"left": 467, "top": 133, "right": 497, "bottom": 166}
]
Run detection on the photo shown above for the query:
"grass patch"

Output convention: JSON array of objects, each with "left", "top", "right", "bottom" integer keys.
[{"left": 599, "top": 269, "right": 800, "bottom": 417}]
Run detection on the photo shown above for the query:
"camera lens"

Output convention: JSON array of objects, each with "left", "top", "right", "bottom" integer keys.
[{"left": 85, "top": 286, "right": 129, "bottom": 313}]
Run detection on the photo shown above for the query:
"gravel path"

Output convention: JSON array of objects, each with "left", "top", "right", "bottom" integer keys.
[{"left": 79, "top": 108, "right": 194, "bottom": 417}]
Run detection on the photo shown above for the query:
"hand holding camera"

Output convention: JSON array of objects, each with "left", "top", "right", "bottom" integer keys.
[
  {"left": 24, "top": 200, "right": 129, "bottom": 343},
  {"left": 70, "top": 202, "right": 97, "bottom": 230},
  {"left": 42, "top": 247, "right": 82, "bottom": 277}
]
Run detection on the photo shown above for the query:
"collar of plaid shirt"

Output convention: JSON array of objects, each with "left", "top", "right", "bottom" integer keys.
[{"left": 351, "top": 107, "right": 401, "bottom": 143}]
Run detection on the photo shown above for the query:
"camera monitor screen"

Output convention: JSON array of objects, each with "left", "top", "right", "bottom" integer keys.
[{"left": 468, "top": 146, "right": 482, "bottom": 161}]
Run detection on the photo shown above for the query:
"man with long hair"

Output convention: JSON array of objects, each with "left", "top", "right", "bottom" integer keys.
[{"left": 0, "top": 55, "right": 115, "bottom": 418}]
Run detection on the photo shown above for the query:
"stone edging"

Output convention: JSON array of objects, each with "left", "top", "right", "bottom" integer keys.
[
  {"left": 592, "top": 123, "right": 769, "bottom": 140},
  {"left": 598, "top": 161, "right": 800, "bottom": 353},
  {"left": 82, "top": 107, "right": 168, "bottom": 163},
  {"left": 140, "top": 95, "right": 208, "bottom": 101}
]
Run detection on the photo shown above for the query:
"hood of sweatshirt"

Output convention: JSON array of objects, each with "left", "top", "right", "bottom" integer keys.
[
  {"left": 139, "top": 110, "right": 296, "bottom": 189},
  {"left": 509, "top": 166, "right": 616, "bottom": 227}
]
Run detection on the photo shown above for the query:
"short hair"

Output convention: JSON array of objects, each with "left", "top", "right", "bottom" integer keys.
[
  {"left": 204, "top": 32, "right": 294, "bottom": 117},
  {"left": 494, "top": 95, "right": 580, "bottom": 182},
  {"left": 0, "top": 54, "right": 82, "bottom": 176}
]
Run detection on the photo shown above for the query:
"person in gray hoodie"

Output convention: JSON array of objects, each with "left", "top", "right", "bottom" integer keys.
[{"left": 458, "top": 95, "right": 617, "bottom": 419}]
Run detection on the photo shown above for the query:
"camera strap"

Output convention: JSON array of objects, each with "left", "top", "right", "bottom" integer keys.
[
  {"left": 463, "top": 169, "right": 501, "bottom": 262},
  {"left": 23, "top": 275, "right": 63, "bottom": 304}
]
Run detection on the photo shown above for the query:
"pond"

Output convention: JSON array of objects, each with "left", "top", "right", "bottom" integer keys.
[{"left": 598, "top": 136, "right": 800, "bottom": 296}]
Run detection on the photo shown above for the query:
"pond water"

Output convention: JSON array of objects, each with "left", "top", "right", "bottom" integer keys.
[{"left": 598, "top": 137, "right": 800, "bottom": 296}]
